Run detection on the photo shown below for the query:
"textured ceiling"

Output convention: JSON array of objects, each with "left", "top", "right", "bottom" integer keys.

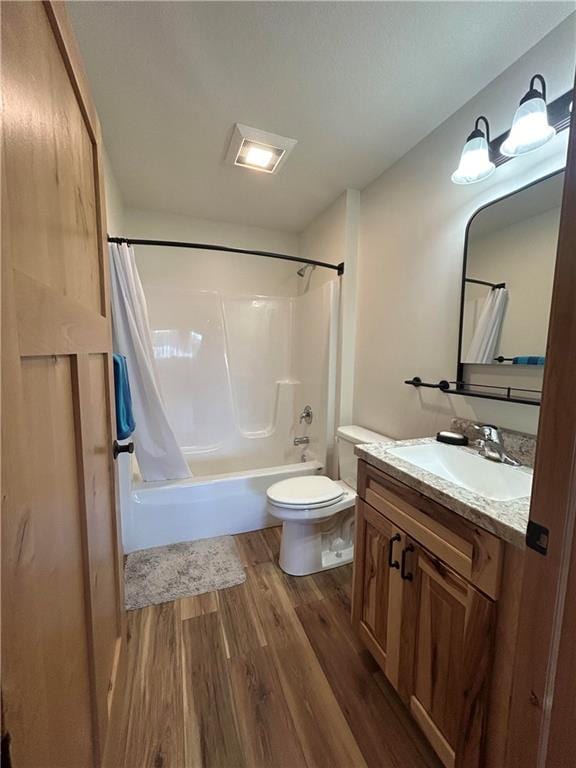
[{"left": 69, "top": 1, "right": 575, "bottom": 232}]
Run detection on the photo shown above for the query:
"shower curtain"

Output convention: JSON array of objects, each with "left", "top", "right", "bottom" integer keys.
[
  {"left": 464, "top": 286, "right": 509, "bottom": 364},
  {"left": 109, "top": 242, "right": 192, "bottom": 481}
]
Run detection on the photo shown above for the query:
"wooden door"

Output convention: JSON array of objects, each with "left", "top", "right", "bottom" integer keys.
[
  {"left": 1, "top": 3, "right": 125, "bottom": 767},
  {"left": 352, "top": 500, "right": 405, "bottom": 684},
  {"left": 398, "top": 543, "right": 495, "bottom": 768}
]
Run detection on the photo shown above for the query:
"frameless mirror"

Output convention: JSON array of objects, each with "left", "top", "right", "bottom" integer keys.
[{"left": 457, "top": 170, "right": 563, "bottom": 402}]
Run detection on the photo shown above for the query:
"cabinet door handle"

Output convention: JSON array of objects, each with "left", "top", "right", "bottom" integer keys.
[
  {"left": 388, "top": 533, "right": 401, "bottom": 569},
  {"left": 401, "top": 544, "right": 415, "bottom": 581}
]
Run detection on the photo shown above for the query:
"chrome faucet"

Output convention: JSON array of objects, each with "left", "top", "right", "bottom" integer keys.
[
  {"left": 294, "top": 436, "right": 310, "bottom": 446},
  {"left": 472, "top": 424, "right": 521, "bottom": 466},
  {"left": 299, "top": 405, "right": 313, "bottom": 425}
]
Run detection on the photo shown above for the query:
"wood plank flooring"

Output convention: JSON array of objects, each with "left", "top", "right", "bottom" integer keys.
[{"left": 105, "top": 528, "right": 442, "bottom": 768}]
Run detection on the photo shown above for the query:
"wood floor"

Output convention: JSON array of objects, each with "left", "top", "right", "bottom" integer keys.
[{"left": 105, "top": 528, "right": 442, "bottom": 768}]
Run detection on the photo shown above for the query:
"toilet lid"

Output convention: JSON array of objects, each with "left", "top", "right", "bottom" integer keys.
[{"left": 267, "top": 476, "right": 345, "bottom": 508}]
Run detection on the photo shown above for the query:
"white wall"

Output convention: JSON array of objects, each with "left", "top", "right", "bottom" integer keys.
[
  {"left": 299, "top": 192, "right": 347, "bottom": 290},
  {"left": 299, "top": 189, "right": 361, "bottom": 434},
  {"left": 103, "top": 147, "right": 125, "bottom": 235},
  {"left": 355, "top": 17, "right": 575, "bottom": 438},
  {"left": 125, "top": 207, "right": 300, "bottom": 297}
]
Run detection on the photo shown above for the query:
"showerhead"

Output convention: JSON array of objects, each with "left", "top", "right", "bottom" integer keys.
[{"left": 297, "top": 264, "right": 316, "bottom": 278}]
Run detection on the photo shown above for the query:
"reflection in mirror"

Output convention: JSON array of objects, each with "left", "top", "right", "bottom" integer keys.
[{"left": 461, "top": 172, "right": 563, "bottom": 372}]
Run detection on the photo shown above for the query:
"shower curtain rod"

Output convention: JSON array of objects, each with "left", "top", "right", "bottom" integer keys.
[
  {"left": 107, "top": 236, "right": 345, "bottom": 275},
  {"left": 465, "top": 277, "right": 506, "bottom": 290}
]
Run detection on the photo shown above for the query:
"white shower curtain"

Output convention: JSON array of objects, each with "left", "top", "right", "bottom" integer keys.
[
  {"left": 109, "top": 242, "right": 192, "bottom": 481},
  {"left": 464, "top": 286, "right": 509, "bottom": 364}
]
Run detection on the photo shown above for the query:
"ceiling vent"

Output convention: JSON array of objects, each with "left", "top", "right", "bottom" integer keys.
[{"left": 226, "top": 123, "right": 297, "bottom": 174}]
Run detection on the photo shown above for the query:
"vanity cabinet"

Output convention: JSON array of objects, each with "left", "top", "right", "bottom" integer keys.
[{"left": 352, "top": 459, "right": 519, "bottom": 768}]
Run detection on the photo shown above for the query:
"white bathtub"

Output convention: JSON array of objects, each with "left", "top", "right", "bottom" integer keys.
[{"left": 123, "top": 460, "right": 322, "bottom": 553}]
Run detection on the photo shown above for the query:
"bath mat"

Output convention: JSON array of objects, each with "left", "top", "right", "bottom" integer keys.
[{"left": 124, "top": 536, "right": 246, "bottom": 610}]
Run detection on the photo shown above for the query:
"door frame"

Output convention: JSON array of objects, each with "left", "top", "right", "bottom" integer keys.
[{"left": 507, "top": 73, "right": 576, "bottom": 766}]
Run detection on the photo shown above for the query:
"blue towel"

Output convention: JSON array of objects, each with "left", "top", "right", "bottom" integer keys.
[
  {"left": 113, "top": 354, "right": 136, "bottom": 439},
  {"left": 512, "top": 356, "right": 545, "bottom": 366}
]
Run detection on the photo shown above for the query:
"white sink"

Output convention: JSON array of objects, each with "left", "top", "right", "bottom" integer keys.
[{"left": 387, "top": 442, "right": 532, "bottom": 502}]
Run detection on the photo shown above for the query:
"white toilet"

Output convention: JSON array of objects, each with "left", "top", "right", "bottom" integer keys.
[{"left": 266, "top": 426, "right": 393, "bottom": 576}]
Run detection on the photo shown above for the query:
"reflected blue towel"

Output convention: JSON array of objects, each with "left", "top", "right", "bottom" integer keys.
[
  {"left": 513, "top": 356, "right": 545, "bottom": 366},
  {"left": 113, "top": 354, "right": 136, "bottom": 439}
]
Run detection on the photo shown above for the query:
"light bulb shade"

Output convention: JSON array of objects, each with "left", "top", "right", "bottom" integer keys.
[
  {"left": 451, "top": 135, "right": 495, "bottom": 185},
  {"left": 500, "top": 97, "right": 556, "bottom": 157}
]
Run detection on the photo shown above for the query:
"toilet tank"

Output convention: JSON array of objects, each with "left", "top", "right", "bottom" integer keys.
[{"left": 336, "top": 425, "right": 394, "bottom": 490}]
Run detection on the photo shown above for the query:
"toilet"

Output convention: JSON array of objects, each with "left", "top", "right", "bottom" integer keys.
[{"left": 266, "top": 426, "right": 393, "bottom": 576}]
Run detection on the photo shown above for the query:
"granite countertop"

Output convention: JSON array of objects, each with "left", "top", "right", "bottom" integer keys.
[{"left": 355, "top": 438, "right": 532, "bottom": 548}]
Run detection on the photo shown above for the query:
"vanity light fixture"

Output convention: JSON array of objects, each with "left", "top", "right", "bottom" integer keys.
[
  {"left": 500, "top": 74, "right": 556, "bottom": 157},
  {"left": 451, "top": 116, "right": 495, "bottom": 185},
  {"left": 226, "top": 123, "right": 297, "bottom": 174}
]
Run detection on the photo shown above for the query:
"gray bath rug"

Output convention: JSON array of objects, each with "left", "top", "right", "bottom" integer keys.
[{"left": 124, "top": 535, "right": 246, "bottom": 611}]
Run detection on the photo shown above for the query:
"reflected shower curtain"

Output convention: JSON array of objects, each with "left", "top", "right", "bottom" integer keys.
[
  {"left": 464, "top": 286, "right": 509, "bottom": 364},
  {"left": 109, "top": 242, "right": 192, "bottom": 481}
]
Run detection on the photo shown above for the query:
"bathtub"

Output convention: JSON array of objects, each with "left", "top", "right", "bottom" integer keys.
[{"left": 123, "top": 459, "right": 322, "bottom": 553}]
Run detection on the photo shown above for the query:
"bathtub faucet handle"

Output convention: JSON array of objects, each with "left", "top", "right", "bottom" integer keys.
[{"left": 299, "top": 405, "right": 313, "bottom": 425}]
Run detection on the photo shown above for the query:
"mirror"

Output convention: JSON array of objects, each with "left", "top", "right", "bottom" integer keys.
[{"left": 457, "top": 170, "right": 563, "bottom": 401}]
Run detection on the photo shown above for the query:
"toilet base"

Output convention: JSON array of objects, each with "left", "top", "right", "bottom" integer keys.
[{"left": 277, "top": 511, "right": 355, "bottom": 576}]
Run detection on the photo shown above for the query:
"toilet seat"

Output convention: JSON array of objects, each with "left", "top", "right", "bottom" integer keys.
[{"left": 266, "top": 475, "right": 345, "bottom": 510}]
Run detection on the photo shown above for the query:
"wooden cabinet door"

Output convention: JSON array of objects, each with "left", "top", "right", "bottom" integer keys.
[
  {"left": 399, "top": 542, "right": 494, "bottom": 768},
  {"left": 2, "top": 3, "right": 125, "bottom": 767},
  {"left": 352, "top": 500, "right": 405, "bottom": 685}
]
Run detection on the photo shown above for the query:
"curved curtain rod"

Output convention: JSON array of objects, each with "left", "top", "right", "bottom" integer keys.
[
  {"left": 107, "top": 236, "right": 345, "bottom": 275},
  {"left": 465, "top": 277, "right": 506, "bottom": 290}
]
